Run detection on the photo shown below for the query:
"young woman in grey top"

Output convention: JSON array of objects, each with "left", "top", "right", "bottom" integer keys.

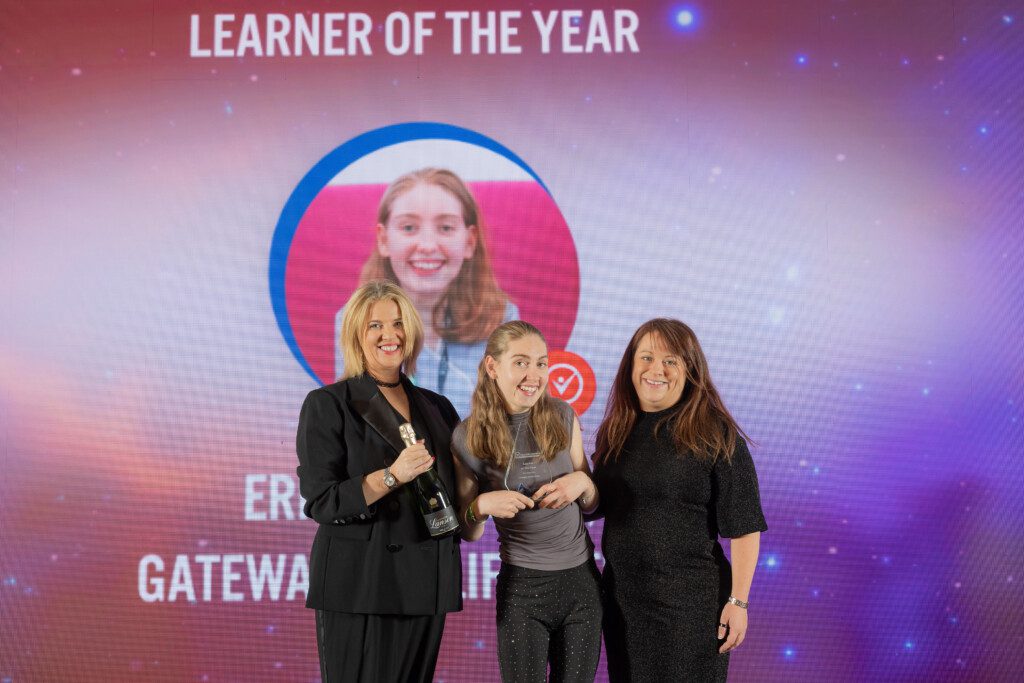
[{"left": 452, "top": 321, "right": 602, "bottom": 683}]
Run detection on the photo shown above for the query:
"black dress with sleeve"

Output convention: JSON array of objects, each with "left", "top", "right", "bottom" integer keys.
[{"left": 592, "top": 408, "right": 767, "bottom": 682}]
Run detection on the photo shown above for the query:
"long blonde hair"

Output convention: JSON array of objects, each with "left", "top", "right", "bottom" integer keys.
[
  {"left": 339, "top": 280, "right": 424, "bottom": 379},
  {"left": 464, "top": 321, "right": 569, "bottom": 467},
  {"left": 359, "top": 168, "right": 510, "bottom": 343}
]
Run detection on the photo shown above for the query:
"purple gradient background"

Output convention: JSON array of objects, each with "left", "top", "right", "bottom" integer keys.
[{"left": 2, "top": 1, "right": 1023, "bottom": 681}]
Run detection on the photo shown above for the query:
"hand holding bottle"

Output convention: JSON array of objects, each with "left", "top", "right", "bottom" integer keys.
[
  {"left": 391, "top": 439, "right": 434, "bottom": 483},
  {"left": 399, "top": 423, "right": 461, "bottom": 537}
]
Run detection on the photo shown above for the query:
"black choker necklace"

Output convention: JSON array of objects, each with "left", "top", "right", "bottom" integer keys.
[{"left": 369, "top": 374, "right": 401, "bottom": 388}]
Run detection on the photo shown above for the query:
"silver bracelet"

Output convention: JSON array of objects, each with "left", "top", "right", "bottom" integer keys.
[{"left": 727, "top": 596, "right": 748, "bottom": 609}]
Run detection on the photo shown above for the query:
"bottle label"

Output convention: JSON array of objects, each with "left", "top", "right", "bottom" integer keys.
[{"left": 423, "top": 507, "right": 460, "bottom": 536}]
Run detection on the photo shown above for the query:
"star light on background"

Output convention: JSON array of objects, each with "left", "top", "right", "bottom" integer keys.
[{"left": 670, "top": 6, "right": 700, "bottom": 32}]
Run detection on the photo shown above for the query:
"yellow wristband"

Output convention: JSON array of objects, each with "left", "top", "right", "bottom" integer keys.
[{"left": 466, "top": 499, "right": 487, "bottom": 525}]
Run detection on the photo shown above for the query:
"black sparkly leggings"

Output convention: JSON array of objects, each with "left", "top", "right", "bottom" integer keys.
[{"left": 495, "top": 559, "right": 603, "bottom": 683}]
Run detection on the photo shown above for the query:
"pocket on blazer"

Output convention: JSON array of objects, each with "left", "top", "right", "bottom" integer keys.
[{"left": 319, "top": 520, "right": 374, "bottom": 541}]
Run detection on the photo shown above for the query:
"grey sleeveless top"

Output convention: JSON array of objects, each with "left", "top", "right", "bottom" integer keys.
[{"left": 452, "top": 398, "right": 593, "bottom": 571}]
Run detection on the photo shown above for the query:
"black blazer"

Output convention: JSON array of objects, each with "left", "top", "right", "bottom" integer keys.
[{"left": 296, "top": 373, "right": 463, "bottom": 615}]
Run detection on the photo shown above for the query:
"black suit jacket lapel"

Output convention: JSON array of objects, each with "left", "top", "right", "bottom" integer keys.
[
  {"left": 406, "top": 380, "right": 456, "bottom": 490},
  {"left": 349, "top": 374, "right": 406, "bottom": 465}
]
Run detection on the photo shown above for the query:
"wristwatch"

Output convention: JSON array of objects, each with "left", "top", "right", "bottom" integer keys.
[{"left": 383, "top": 467, "right": 399, "bottom": 490}]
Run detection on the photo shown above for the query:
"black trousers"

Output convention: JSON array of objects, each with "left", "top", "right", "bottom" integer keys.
[
  {"left": 315, "top": 609, "right": 446, "bottom": 683},
  {"left": 495, "top": 559, "right": 602, "bottom": 683}
]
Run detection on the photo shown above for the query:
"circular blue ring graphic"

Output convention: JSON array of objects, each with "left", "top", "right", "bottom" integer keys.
[{"left": 269, "top": 122, "right": 550, "bottom": 384}]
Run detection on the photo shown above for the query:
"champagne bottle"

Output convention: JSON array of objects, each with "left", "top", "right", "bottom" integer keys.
[{"left": 399, "top": 423, "right": 461, "bottom": 538}]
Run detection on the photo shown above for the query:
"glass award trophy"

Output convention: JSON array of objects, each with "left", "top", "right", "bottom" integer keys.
[{"left": 503, "top": 423, "right": 552, "bottom": 497}]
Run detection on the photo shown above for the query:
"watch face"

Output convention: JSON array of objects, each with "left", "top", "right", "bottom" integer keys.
[{"left": 384, "top": 471, "right": 397, "bottom": 488}]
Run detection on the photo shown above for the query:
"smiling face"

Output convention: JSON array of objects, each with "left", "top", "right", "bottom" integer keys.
[
  {"left": 360, "top": 299, "right": 406, "bottom": 380},
  {"left": 377, "top": 181, "right": 478, "bottom": 299},
  {"left": 631, "top": 332, "right": 686, "bottom": 412},
  {"left": 486, "top": 333, "right": 549, "bottom": 414}
]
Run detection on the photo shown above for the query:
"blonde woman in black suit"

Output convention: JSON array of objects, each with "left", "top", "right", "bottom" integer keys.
[{"left": 296, "top": 280, "right": 462, "bottom": 683}]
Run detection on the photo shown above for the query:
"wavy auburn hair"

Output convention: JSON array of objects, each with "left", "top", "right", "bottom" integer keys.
[
  {"left": 359, "top": 168, "right": 510, "bottom": 343},
  {"left": 464, "top": 321, "right": 569, "bottom": 468},
  {"left": 594, "top": 318, "right": 748, "bottom": 465}
]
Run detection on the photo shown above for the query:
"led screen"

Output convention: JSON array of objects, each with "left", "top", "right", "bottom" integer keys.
[{"left": 2, "top": 2, "right": 1022, "bottom": 681}]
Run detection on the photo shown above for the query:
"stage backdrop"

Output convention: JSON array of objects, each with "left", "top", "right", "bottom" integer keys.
[{"left": 3, "top": 1, "right": 1023, "bottom": 681}]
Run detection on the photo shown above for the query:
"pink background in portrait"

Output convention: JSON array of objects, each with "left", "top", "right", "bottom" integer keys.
[{"left": 285, "top": 181, "right": 581, "bottom": 384}]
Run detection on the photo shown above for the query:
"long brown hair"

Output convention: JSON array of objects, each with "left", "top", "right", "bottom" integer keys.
[
  {"left": 464, "top": 321, "right": 569, "bottom": 467},
  {"left": 359, "top": 168, "right": 509, "bottom": 343},
  {"left": 594, "top": 318, "right": 748, "bottom": 465}
]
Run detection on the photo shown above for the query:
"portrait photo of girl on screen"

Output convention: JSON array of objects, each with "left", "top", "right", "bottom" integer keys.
[{"left": 336, "top": 167, "right": 518, "bottom": 417}]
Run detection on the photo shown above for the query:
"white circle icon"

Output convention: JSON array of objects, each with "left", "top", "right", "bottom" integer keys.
[{"left": 548, "top": 363, "right": 584, "bottom": 403}]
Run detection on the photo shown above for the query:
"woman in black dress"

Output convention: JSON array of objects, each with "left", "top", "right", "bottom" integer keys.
[
  {"left": 296, "top": 280, "right": 462, "bottom": 683},
  {"left": 592, "top": 318, "right": 767, "bottom": 682}
]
